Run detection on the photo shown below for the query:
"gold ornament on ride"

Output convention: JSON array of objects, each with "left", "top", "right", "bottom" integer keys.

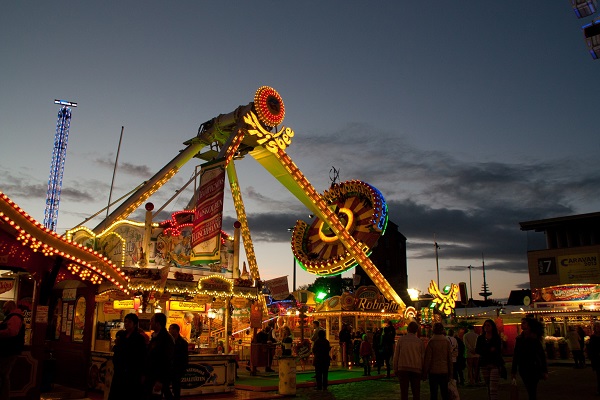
[{"left": 428, "top": 280, "right": 459, "bottom": 316}]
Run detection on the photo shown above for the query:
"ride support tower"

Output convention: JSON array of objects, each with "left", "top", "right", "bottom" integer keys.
[{"left": 44, "top": 99, "right": 77, "bottom": 231}]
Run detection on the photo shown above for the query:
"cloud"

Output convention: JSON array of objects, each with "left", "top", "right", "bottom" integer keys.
[
  {"left": 94, "top": 156, "right": 153, "bottom": 177},
  {"left": 233, "top": 123, "right": 600, "bottom": 278}
]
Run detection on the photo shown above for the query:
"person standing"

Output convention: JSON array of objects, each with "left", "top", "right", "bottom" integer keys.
[
  {"left": 312, "top": 329, "right": 331, "bottom": 390},
  {"left": 310, "top": 320, "right": 324, "bottom": 343},
  {"left": 463, "top": 324, "right": 480, "bottom": 385},
  {"left": 108, "top": 313, "right": 147, "bottom": 400},
  {"left": 0, "top": 301, "right": 25, "bottom": 400},
  {"left": 455, "top": 328, "right": 466, "bottom": 385},
  {"left": 566, "top": 325, "right": 583, "bottom": 368},
  {"left": 587, "top": 321, "right": 600, "bottom": 396},
  {"left": 360, "top": 334, "right": 373, "bottom": 376},
  {"left": 476, "top": 319, "right": 504, "bottom": 400},
  {"left": 280, "top": 326, "right": 293, "bottom": 356},
  {"left": 423, "top": 322, "right": 452, "bottom": 400},
  {"left": 338, "top": 323, "right": 352, "bottom": 368},
  {"left": 382, "top": 320, "right": 396, "bottom": 378},
  {"left": 353, "top": 332, "right": 362, "bottom": 367},
  {"left": 373, "top": 328, "right": 384, "bottom": 374},
  {"left": 143, "top": 312, "right": 174, "bottom": 399},
  {"left": 168, "top": 323, "right": 189, "bottom": 400},
  {"left": 393, "top": 321, "right": 425, "bottom": 400},
  {"left": 577, "top": 326, "right": 586, "bottom": 367},
  {"left": 511, "top": 317, "right": 547, "bottom": 400},
  {"left": 447, "top": 329, "right": 459, "bottom": 383}
]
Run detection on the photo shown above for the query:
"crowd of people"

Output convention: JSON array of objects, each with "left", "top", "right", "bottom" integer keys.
[{"left": 108, "top": 312, "right": 189, "bottom": 400}]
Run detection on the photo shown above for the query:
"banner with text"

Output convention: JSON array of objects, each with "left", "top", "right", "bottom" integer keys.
[
  {"left": 191, "top": 159, "right": 226, "bottom": 265},
  {"left": 264, "top": 276, "right": 290, "bottom": 300}
]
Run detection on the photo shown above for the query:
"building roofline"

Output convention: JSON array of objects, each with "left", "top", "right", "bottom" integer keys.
[{"left": 519, "top": 211, "right": 600, "bottom": 232}]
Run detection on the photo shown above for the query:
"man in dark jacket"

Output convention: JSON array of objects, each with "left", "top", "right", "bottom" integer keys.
[
  {"left": 0, "top": 301, "right": 25, "bottom": 399},
  {"left": 167, "top": 324, "right": 189, "bottom": 400},
  {"left": 312, "top": 329, "right": 331, "bottom": 390},
  {"left": 144, "top": 313, "right": 174, "bottom": 399},
  {"left": 339, "top": 324, "right": 353, "bottom": 368}
]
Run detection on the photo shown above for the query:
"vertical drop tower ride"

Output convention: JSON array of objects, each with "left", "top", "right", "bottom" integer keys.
[{"left": 44, "top": 99, "right": 77, "bottom": 231}]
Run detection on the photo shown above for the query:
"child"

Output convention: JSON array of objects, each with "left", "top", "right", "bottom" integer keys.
[{"left": 360, "top": 334, "right": 373, "bottom": 376}]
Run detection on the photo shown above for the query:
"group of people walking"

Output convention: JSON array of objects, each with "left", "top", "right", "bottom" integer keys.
[
  {"left": 108, "top": 312, "right": 189, "bottom": 400},
  {"left": 390, "top": 318, "right": 550, "bottom": 400}
]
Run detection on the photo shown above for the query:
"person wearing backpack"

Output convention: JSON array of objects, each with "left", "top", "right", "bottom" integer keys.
[{"left": 0, "top": 300, "right": 25, "bottom": 400}]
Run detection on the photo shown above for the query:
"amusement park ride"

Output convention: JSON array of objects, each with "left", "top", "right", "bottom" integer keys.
[
  {"left": 69, "top": 86, "right": 405, "bottom": 308},
  {"left": 44, "top": 99, "right": 77, "bottom": 232}
]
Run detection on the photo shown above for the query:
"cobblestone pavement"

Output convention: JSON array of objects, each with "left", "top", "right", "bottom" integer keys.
[{"left": 281, "top": 364, "right": 598, "bottom": 400}]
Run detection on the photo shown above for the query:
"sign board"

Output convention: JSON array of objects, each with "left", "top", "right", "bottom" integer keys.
[
  {"left": 113, "top": 300, "right": 135, "bottom": 310},
  {"left": 191, "top": 160, "right": 226, "bottom": 264},
  {"left": 35, "top": 305, "right": 49, "bottom": 323},
  {"left": 0, "top": 279, "right": 15, "bottom": 295},
  {"left": 194, "top": 294, "right": 212, "bottom": 304},
  {"left": 168, "top": 300, "right": 205, "bottom": 312},
  {"left": 250, "top": 303, "right": 263, "bottom": 328},
  {"left": 95, "top": 294, "right": 110, "bottom": 303},
  {"left": 63, "top": 288, "right": 77, "bottom": 301}
]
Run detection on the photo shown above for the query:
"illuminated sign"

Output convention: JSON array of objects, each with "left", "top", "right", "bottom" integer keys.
[
  {"left": 533, "top": 284, "right": 600, "bottom": 302},
  {"left": 113, "top": 300, "right": 135, "bottom": 309},
  {"left": 168, "top": 301, "right": 205, "bottom": 312},
  {"left": 558, "top": 253, "right": 600, "bottom": 283},
  {"left": 198, "top": 276, "right": 233, "bottom": 292},
  {"left": 428, "top": 280, "right": 459, "bottom": 316}
]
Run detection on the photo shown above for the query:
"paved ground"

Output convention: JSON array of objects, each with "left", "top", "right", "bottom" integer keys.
[
  {"left": 60, "top": 360, "right": 598, "bottom": 400},
  {"left": 231, "top": 361, "right": 598, "bottom": 400}
]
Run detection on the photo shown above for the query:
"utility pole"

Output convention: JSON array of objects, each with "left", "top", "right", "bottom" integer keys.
[
  {"left": 434, "top": 235, "right": 441, "bottom": 287},
  {"left": 467, "top": 265, "right": 474, "bottom": 305}
]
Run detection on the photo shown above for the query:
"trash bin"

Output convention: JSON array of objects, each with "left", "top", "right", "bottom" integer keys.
[{"left": 278, "top": 356, "right": 296, "bottom": 396}]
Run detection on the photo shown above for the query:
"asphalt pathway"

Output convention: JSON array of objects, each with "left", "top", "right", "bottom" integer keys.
[{"left": 287, "top": 364, "right": 597, "bottom": 400}]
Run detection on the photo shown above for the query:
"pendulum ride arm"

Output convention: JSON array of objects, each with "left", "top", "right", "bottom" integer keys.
[
  {"left": 249, "top": 146, "right": 405, "bottom": 306},
  {"left": 226, "top": 161, "right": 260, "bottom": 281}
]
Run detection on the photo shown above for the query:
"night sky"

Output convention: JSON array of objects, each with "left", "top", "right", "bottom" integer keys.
[{"left": 2, "top": 2, "right": 599, "bottom": 301}]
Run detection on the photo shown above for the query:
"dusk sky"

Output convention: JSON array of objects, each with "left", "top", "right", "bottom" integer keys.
[{"left": 2, "top": 2, "right": 599, "bottom": 301}]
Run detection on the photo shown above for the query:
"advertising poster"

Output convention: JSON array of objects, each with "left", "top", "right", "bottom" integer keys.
[
  {"left": 191, "top": 160, "right": 225, "bottom": 265},
  {"left": 558, "top": 253, "right": 600, "bottom": 283}
]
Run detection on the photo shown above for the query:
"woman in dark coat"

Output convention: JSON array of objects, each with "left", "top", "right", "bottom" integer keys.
[
  {"left": 511, "top": 317, "right": 548, "bottom": 400},
  {"left": 312, "top": 329, "right": 331, "bottom": 390},
  {"left": 476, "top": 319, "right": 504, "bottom": 400},
  {"left": 108, "top": 313, "right": 148, "bottom": 400}
]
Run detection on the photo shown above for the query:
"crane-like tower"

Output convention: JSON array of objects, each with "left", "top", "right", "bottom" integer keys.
[{"left": 44, "top": 99, "right": 77, "bottom": 231}]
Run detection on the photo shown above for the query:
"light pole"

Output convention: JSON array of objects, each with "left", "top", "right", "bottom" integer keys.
[
  {"left": 288, "top": 227, "right": 296, "bottom": 291},
  {"left": 467, "top": 265, "right": 474, "bottom": 305},
  {"left": 434, "top": 240, "right": 441, "bottom": 287}
]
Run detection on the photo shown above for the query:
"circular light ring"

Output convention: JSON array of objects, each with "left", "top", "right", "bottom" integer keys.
[
  {"left": 317, "top": 207, "right": 354, "bottom": 243},
  {"left": 254, "top": 86, "right": 285, "bottom": 127},
  {"left": 291, "top": 180, "right": 387, "bottom": 275}
]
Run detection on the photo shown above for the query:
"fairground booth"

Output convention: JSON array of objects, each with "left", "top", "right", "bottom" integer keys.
[{"left": 0, "top": 192, "right": 129, "bottom": 400}]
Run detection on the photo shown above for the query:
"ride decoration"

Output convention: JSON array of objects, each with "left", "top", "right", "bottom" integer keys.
[
  {"left": 254, "top": 86, "right": 285, "bottom": 127},
  {"left": 291, "top": 180, "right": 388, "bottom": 276},
  {"left": 428, "top": 280, "right": 459, "bottom": 316}
]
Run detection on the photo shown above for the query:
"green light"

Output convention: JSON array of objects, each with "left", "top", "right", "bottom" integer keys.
[
  {"left": 316, "top": 292, "right": 327, "bottom": 301},
  {"left": 429, "top": 302, "right": 436, "bottom": 309},
  {"left": 443, "top": 285, "right": 451, "bottom": 294}
]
